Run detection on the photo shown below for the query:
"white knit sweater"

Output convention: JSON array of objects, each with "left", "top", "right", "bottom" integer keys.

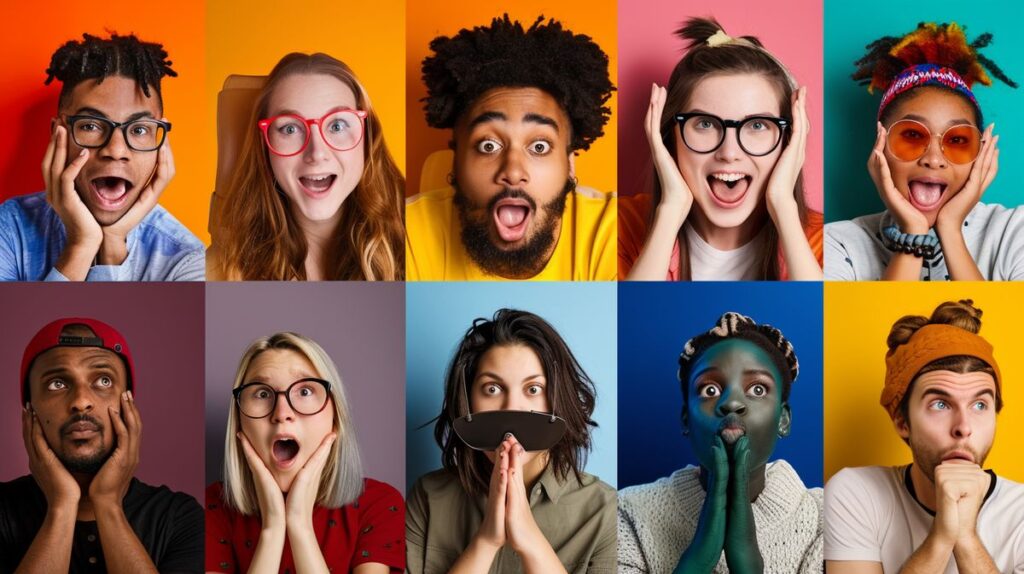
[{"left": 617, "top": 460, "right": 823, "bottom": 574}]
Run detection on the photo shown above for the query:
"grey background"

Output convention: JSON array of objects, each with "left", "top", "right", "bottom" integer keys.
[{"left": 204, "top": 282, "right": 406, "bottom": 493}]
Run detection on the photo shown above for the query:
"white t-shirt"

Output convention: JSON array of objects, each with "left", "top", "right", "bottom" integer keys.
[
  {"left": 824, "top": 465, "right": 1024, "bottom": 573},
  {"left": 685, "top": 223, "right": 765, "bottom": 281}
]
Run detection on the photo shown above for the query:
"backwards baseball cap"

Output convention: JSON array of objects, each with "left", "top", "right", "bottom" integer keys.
[{"left": 21, "top": 317, "right": 136, "bottom": 404}]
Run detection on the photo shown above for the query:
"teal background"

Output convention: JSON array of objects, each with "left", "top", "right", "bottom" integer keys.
[
  {"left": 405, "top": 283, "right": 617, "bottom": 493},
  {"left": 824, "top": 0, "right": 1022, "bottom": 222}
]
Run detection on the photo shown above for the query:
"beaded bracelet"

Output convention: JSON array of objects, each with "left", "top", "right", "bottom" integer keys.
[{"left": 882, "top": 225, "right": 939, "bottom": 258}]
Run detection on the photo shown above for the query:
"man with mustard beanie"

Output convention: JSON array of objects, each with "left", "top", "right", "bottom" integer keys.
[{"left": 824, "top": 300, "right": 1024, "bottom": 573}]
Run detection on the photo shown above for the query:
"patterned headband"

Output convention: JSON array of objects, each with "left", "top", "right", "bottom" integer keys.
[
  {"left": 878, "top": 63, "right": 979, "bottom": 119},
  {"left": 679, "top": 312, "right": 799, "bottom": 383}
]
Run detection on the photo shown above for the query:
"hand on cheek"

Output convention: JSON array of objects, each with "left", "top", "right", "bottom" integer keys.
[
  {"left": 285, "top": 432, "right": 336, "bottom": 529},
  {"left": 237, "top": 432, "right": 286, "bottom": 529},
  {"left": 936, "top": 124, "right": 998, "bottom": 234}
]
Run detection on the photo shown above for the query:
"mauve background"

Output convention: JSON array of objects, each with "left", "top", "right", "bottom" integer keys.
[
  {"left": 204, "top": 282, "right": 405, "bottom": 494},
  {"left": 0, "top": 283, "right": 205, "bottom": 501},
  {"left": 617, "top": 0, "right": 824, "bottom": 213}
]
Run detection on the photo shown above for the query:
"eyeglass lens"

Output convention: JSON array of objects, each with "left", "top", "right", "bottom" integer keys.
[
  {"left": 71, "top": 117, "right": 168, "bottom": 151},
  {"left": 265, "top": 111, "right": 364, "bottom": 155},
  {"left": 886, "top": 120, "right": 981, "bottom": 165},
  {"left": 237, "top": 380, "right": 329, "bottom": 417},
  {"left": 680, "top": 115, "right": 782, "bottom": 156}
]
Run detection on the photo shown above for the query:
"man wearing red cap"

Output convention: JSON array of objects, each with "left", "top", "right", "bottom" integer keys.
[{"left": 0, "top": 318, "right": 202, "bottom": 573}]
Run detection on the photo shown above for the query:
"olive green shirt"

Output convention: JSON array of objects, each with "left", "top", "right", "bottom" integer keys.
[{"left": 405, "top": 466, "right": 617, "bottom": 573}]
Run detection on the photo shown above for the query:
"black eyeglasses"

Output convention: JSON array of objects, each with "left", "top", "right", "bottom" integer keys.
[
  {"left": 65, "top": 115, "right": 172, "bottom": 152},
  {"left": 232, "top": 378, "right": 332, "bottom": 419},
  {"left": 674, "top": 113, "right": 789, "bottom": 157}
]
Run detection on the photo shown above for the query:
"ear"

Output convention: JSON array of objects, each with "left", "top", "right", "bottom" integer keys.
[
  {"left": 893, "top": 410, "right": 911, "bottom": 440},
  {"left": 568, "top": 152, "right": 577, "bottom": 181},
  {"left": 778, "top": 402, "right": 792, "bottom": 437}
]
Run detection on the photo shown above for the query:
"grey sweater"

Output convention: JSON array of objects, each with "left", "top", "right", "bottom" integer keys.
[
  {"left": 824, "top": 203, "right": 1024, "bottom": 280},
  {"left": 617, "top": 460, "right": 823, "bottom": 574}
]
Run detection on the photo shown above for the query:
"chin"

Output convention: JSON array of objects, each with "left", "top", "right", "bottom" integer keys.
[{"left": 695, "top": 195, "right": 760, "bottom": 230}]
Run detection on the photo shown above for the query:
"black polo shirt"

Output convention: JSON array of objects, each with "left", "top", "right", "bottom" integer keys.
[{"left": 0, "top": 475, "right": 203, "bottom": 574}]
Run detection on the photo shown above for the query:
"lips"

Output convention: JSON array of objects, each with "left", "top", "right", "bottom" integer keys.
[
  {"left": 62, "top": 418, "right": 101, "bottom": 441},
  {"left": 90, "top": 176, "right": 134, "bottom": 211},
  {"left": 717, "top": 415, "right": 747, "bottom": 445},
  {"left": 941, "top": 450, "right": 975, "bottom": 463},
  {"left": 271, "top": 436, "right": 300, "bottom": 469},
  {"left": 492, "top": 198, "right": 533, "bottom": 242},
  {"left": 908, "top": 178, "right": 947, "bottom": 211},
  {"left": 298, "top": 174, "right": 337, "bottom": 197},
  {"left": 707, "top": 173, "right": 751, "bottom": 208}
]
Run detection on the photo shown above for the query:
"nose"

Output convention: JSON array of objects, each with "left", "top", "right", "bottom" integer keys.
[
  {"left": 496, "top": 147, "right": 529, "bottom": 188},
  {"left": 714, "top": 386, "right": 747, "bottom": 417},
  {"left": 951, "top": 407, "right": 973, "bottom": 439},
  {"left": 713, "top": 127, "right": 745, "bottom": 162},
  {"left": 919, "top": 136, "right": 948, "bottom": 169},
  {"left": 99, "top": 127, "right": 131, "bottom": 161},
  {"left": 68, "top": 383, "right": 95, "bottom": 413},
  {"left": 303, "top": 122, "right": 330, "bottom": 163},
  {"left": 270, "top": 392, "right": 296, "bottom": 423}
]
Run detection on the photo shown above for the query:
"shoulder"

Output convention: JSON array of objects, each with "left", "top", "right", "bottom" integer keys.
[
  {"left": 825, "top": 466, "right": 900, "bottom": 500},
  {"left": 0, "top": 475, "right": 40, "bottom": 502},
  {"left": 137, "top": 205, "right": 205, "bottom": 252},
  {"left": 966, "top": 202, "right": 1024, "bottom": 233},
  {"left": 571, "top": 185, "right": 616, "bottom": 216},
  {"left": 0, "top": 192, "right": 52, "bottom": 224},
  {"left": 618, "top": 467, "right": 701, "bottom": 516},
  {"left": 130, "top": 478, "right": 202, "bottom": 514},
  {"left": 572, "top": 471, "right": 617, "bottom": 502},
  {"left": 411, "top": 468, "right": 461, "bottom": 498},
  {"left": 825, "top": 212, "right": 885, "bottom": 241},
  {"left": 360, "top": 477, "right": 403, "bottom": 504}
]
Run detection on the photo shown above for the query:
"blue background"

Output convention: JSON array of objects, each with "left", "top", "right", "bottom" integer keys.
[
  {"left": 824, "top": 0, "right": 1022, "bottom": 222},
  {"left": 406, "top": 282, "right": 618, "bottom": 493},
  {"left": 617, "top": 282, "right": 823, "bottom": 489}
]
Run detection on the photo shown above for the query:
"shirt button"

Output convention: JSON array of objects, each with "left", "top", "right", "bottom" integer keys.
[
  {"left": 87, "top": 534, "right": 96, "bottom": 542},
  {"left": 88, "top": 557, "right": 97, "bottom": 564}
]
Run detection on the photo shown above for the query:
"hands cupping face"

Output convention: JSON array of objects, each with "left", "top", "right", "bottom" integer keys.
[
  {"left": 89, "top": 391, "right": 142, "bottom": 507},
  {"left": 22, "top": 404, "right": 81, "bottom": 509},
  {"left": 936, "top": 124, "right": 999, "bottom": 232}
]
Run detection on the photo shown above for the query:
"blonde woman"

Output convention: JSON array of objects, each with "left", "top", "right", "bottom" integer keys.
[
  {"left": 207, "top": 53, "right": 405, "bottom": 281},
  {"left": 206, "top": 333, "right": 404, "bottom": 573}
]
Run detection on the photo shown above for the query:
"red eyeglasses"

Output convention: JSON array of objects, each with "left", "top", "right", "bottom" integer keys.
[{"left": 258, "top": 108, "right": 368, "bottom": 157}]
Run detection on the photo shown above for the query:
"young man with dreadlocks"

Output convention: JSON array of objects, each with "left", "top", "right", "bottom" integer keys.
[
  {"left": 824, "top": 23, "right": 1021, "bottom": 281},
  {"left": 0, "top": 33, "right": 204, "bottom": 281},
  {"left": 825, "top": 300, "right": 1024, "bottom": 573},
  {"left": 618, "top": 312, "right": 823, "bottom": 573},
  {"left": 405, "top": 15, "right": 617, "bottom": 281}
]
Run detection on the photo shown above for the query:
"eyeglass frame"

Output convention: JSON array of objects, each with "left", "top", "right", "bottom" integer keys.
[
  {"left": 674, "top": 113, "right": 790, "bottom": 157},
  {"left": 885, "top": 119, "right": 983, "bottom": 165},
  {"left": 232, "top": 377, "right": 333, "bottom": 419},
  {"left": 257, "top": 108, "right": 369, "bottom": 157},
  {"left": 63, "top": 114, "right": 172, "bottom": 152}
]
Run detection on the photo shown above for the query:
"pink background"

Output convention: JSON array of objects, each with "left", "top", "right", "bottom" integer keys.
[{"left": 617, "top": 0, "right": 824, "bottom": 212}]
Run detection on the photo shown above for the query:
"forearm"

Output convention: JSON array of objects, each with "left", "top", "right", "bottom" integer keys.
[
  {"left": 94, "top": 502, "right": 158, "bottom": 574},
  {"left": 626, "top": 205, "right": 685, "bottom": 280},
  {"left": 55, "top": 242, "right": 98, "bottom": 281},
  {"left": 518, "top": 539, "right": 569, "bottom": 574},
  {"left": 937, "top": 224, "right": 983, "bottom": 281},
  {"left": 952, "top": 533, "right": 999, "bottom": 574},
  {"left": 246, "top": 524, "right": 286, "bottom": 574},
  {"left": 772, "top": 205, "right": 821, "bottom": 280},
  {"left": 286, "top": 522, "right": 329, "bottom": 574},
  {"left": 14, "top": 504, "right": 77, "bottom": 574},
  {"left": 448, "top": 536, "right": 501, "bottom": 574},
  {"left": 882, "top": 253, "right": 925, "bottom": 280},
  {"left": 897, "top": 532, "right": 954, "bottom": 573}
]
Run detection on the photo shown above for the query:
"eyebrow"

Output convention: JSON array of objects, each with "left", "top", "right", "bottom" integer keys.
[
  {"left": 467, "top": 111, "right": 560, "bottom": 131},
  {"left": 691, "top": 367, "right": 777, "bottom": 380},
  {"left": 686, "top": 109, "right": 779, "bottom": 120},
  {"left": 73, "top": 107, "right": 156, "bottom": 122},
  {"left": 921, "top": 388, "right": 995, "bottom": 401},
  {"left": 271, "top": 106, "right": 353, "bottom": 118},
  {"left": 901, "top": 114, "right": 974, "bottom": 129},
  {"left": 475, "top": 371, "right": 546, "bottom": 383}
]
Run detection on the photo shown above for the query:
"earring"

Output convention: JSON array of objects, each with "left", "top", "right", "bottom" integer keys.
[{"left": 446, "top": 172, "right": 455, "bottom": 185}]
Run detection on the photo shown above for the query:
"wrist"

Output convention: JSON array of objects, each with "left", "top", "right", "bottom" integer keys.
[
  {"left": 654, "top": 201, "right": 688, "bottom": 230},
  {"left": 469, "top": 533, "right": 504, "bottom": 555},
  {"left": 935, "top": 218, "right": 965, "bottom": 238},
  {"left": 92, "top": 498, "right": 127, "bottom": 523},
  {"left": 926, "top": 526, "right": 957, "bottom": 553}
]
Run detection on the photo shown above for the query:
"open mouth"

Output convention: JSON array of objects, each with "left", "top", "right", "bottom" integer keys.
[
  {"left": 492, "top": 198, "right": 533, "bottom": 243},
  {"left": 90, "top": 176, "right": 134, "bottom": 211},
  {"left": 707, "top": 173, "right": 752, "bottom": 208},
  {"left": 907, "top": 179, "right": 947, "bottom": 211},
  {"left": 298, "top": 174, "right": 337, "bottom": 197},
  {"left": 272, "top": 438, "right": 300, "bottom": 467}
]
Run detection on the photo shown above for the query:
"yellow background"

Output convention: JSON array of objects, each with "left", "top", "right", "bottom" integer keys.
[
  {"left": 825, "top": 282, "right": 1024, "bottom": 482},
  {"left": 404, "top": 0, "right": 618, "bottom": 196},
  {"left": 205, "top": 0, "right": 407, "bottom": 246}
]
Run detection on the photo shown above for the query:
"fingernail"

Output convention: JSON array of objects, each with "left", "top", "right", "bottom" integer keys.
[
  {"left": 78, "top": 149, "right": 87, "bottom": 157},
  {"left": 503, "top": 432, "right": 513, "bottom": 440},
  {"left": 128, "top": 390, "right": 134, "bottom": 401}
]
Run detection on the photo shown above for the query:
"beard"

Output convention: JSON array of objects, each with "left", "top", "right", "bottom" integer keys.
[
  {"left": 453, "top": 178, "right": 574, "bottom": 279},
  {"left": 909, "top": 433, "right": 990, "bottom": 483},
  {"left": 56, "top": 413, "right": 112, "bottom": 474}
]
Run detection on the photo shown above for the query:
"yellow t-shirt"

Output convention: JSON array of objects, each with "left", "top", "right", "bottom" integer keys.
[{"left": 405, "top": 186, "right": 617, "bottom": 281}]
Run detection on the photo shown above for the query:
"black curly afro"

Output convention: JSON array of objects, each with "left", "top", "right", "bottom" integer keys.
[
  {"left": 421, "top": 15, "right": 614, "bottom": 152},
  {"left": 45, "top": 33, "right": 177, "bottom": 111}
]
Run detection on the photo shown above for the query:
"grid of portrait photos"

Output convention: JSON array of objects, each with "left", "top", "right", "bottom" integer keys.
[{"left": 2, "top": 0, "right": 1024, "bottom": 572}]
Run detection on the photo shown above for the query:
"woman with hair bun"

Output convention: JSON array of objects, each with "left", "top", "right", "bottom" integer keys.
[
  {"left": 825, "top": 23, "right": 1021, "bottom": 281},
  {"left": 620, "top": 17, "right": 823, "bottom": 281}
]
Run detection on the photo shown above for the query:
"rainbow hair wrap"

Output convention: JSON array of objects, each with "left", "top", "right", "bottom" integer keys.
[{"left": 851, "top": 22, "right": 1017, "bottom": 120}]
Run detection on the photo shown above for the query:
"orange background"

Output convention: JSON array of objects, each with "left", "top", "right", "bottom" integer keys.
[
  {"left": 206, "top": 0, "right": 407, "bottom": 246},
  {"left": 404, "top": 0, "right": 618, "bottom": 196},
  {"left": 0, "top": 0, "right": 209, "bottom": 242}
]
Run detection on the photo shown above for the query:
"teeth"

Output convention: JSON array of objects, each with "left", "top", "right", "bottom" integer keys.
[
  {"left": 304, "top": 175, "right": 331, "bottom": 182},
  {"left": 711, "top": 173, "right": 745, "bottom": 182}
]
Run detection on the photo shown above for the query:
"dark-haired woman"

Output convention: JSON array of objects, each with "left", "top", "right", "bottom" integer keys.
[
  {"left": 619, "top": 18, "right": 823, "bottom": 281},
  {"left": 825, "top": 23, "right": 1022, "bottom": 281},
  {"left": 405, "top": 309, "right": 616, "bottom": 574},
  {"left": 618, "top": 312, "right": 822, "bottom": 573}
]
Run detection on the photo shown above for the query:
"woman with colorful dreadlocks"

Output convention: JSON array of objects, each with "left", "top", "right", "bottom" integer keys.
[{"left": 825, "top": 23, "right": 1020, "bottom": 281}]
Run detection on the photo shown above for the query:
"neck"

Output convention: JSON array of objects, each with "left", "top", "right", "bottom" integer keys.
[
  {"left": 291, "top": 206, "right": 342, "bottom": 279},
  {"left": 689, "top": 205, "right": 766, "bottom": 251},
  {"left": 909, "top": 463, "right": 942, "bottom": 512},
  {"left": 72, "top": 472, "right": 96, "bottom": 521},
  {"left": 523, "top": 452, "right": 550, "bottom": 492},
  {"left": 699, "top": 461, "right": 767, "bottom": 502}
]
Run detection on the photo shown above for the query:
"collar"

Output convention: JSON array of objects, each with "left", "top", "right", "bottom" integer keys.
[
  {"left": 533, "top": 463, "right": 570, "bottom": 505},
  {"left": 903, "top": 464, "right": 997, "bottom": 516}
]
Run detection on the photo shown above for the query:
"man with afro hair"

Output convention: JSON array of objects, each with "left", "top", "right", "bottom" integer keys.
[
  {"left": 0, "top": 33, "right": 204, "bottom": 281},
  {"left": 406, "top": 15, "right": 617, "bottom": 281}
]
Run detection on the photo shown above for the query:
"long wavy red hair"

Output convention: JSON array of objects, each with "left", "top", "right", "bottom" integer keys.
[{"left": 216, "top": 53, "right": 405, "bottom": 280}]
